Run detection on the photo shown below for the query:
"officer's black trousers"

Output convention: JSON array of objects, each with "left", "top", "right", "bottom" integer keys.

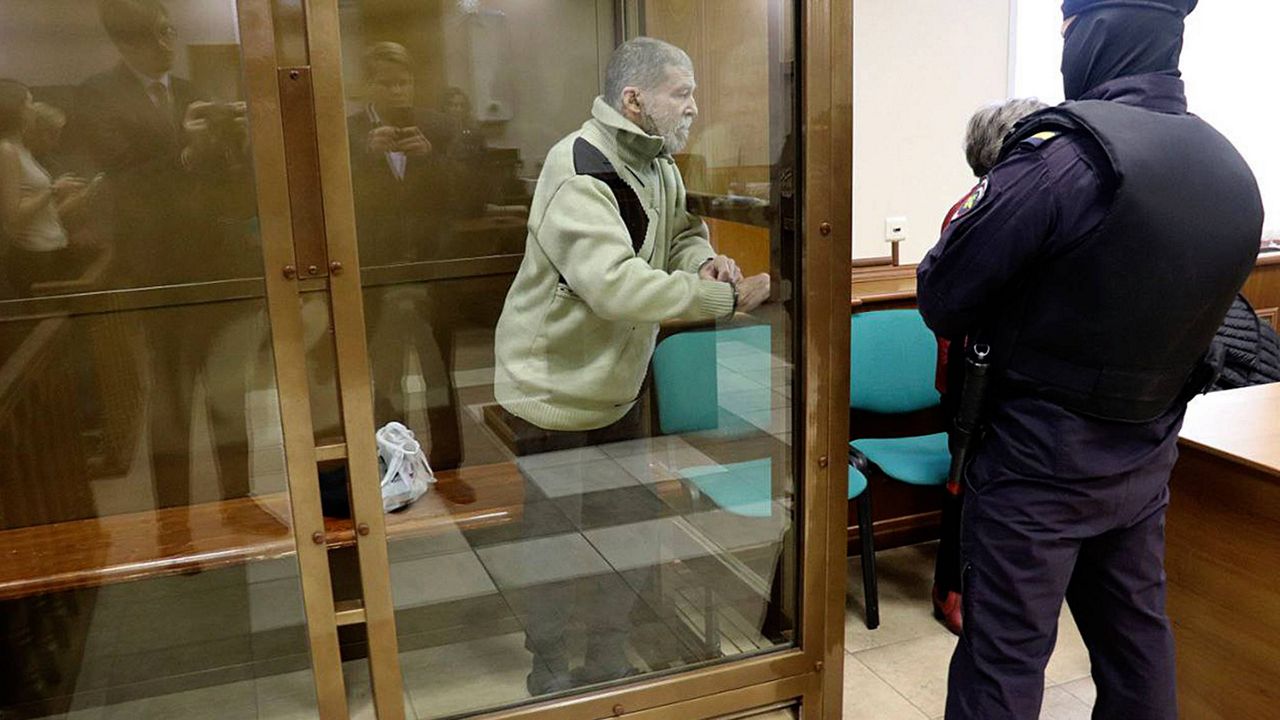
[{"left": 944, "top": 451, "right": 1178, "bottom": 720}]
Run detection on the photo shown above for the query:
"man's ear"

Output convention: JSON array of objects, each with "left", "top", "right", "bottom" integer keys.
[{"left": 621, "top": 86, "right": 643, "bottom": 115}]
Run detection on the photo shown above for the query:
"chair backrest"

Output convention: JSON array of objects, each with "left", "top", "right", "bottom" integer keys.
[
  {"left": 849, "top": 309, "right": 940, "bottom": 414},
  {"left": 653, "top": 324, "right": 771, "bottom": 435}
]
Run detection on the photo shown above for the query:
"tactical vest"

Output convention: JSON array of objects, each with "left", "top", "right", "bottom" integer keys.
[{"left": 993, "top": 100, "right": 1263, "bottom": 422}]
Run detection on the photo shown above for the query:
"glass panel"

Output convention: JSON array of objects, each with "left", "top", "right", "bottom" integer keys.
[
  {"left": 336, "top": 0, "right": 800, "bottom": 716},
  {"left": 0, "top": 2, "right": 319, "bottom": 718},
  {"left": 302, "top": 290, "right": 345, "bottom": 446}
]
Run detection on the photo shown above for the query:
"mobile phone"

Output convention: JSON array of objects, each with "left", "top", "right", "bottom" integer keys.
[{"left": 382, "top": 106, "right": 414, "bottom": 129}]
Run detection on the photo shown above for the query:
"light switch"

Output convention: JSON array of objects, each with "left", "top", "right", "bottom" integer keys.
[{"left": 885, "top": 217, "right": 908, "bottom": 243}]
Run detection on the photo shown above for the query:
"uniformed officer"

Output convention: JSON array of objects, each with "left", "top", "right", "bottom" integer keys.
[{"left": 917, "top": 2, "right": 1264, "bottom": 718}]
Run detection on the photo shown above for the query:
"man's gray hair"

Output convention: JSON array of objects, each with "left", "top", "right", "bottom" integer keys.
[
  {"left": 603, "top": 37, "right": 693, "bottom": 110},
  {"left": 964, "top": 98, "right": 1049, "bottom": 177}
]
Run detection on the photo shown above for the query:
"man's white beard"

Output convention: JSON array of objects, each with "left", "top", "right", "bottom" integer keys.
[{"left": 642, "top": 109, "right": 693, "bottom": 154}]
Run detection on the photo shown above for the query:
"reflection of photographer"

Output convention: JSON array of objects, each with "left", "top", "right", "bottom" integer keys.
[
  {"left": 348, "top": 42, "right": 455, "bottom": 266},
  {"left": 69, "top": 0, "right": 258, "bottom": 284},
  {"left": 348, "top": 42, "right": 464, "bottom": 472},
  {"left": 65, "top": 0, "right": 261, "bottom": 537}
]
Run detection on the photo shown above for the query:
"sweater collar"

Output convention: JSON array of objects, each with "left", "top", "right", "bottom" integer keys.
[{"left": 590, "top": 96, "right": 668, "bottom": 166}]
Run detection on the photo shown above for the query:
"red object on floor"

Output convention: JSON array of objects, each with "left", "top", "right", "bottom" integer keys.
[{"left": 933, "top": 585, "right": 964, "bottom": 636}]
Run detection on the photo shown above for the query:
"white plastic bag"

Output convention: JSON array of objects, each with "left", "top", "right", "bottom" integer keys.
[{"left": 376, "top": 422, "right": 435, "bottom": 512}]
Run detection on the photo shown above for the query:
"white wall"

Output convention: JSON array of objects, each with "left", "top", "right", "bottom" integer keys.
[
  {"left": 1013, "top": 0, "right": 1279, "bottom": 241},
  {"left": 852, "top": 0, "right": 1012, "bottom": 263}
]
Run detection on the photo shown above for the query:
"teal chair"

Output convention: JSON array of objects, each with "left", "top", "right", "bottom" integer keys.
[
  {"left": 848, "top": 309, "right": 952, "bottom": 629},
  {"left": 652, "top": 325, "right": 880, "bottom": 630}
]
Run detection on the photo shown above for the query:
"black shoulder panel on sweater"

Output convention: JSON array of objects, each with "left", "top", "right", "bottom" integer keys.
[{"left": 573, "top": 137, "right": 648, "bottom": 254}]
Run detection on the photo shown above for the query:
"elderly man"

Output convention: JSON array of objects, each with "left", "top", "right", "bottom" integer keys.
[
  {"left": 919, "top": 1, "right": 1261, "bottom": 718},
  {"left": 493, "top": 36, "right": 770, "bottom": 696},
  {"left": 494, "top": 36, "right": 769, "bottom": 435}
]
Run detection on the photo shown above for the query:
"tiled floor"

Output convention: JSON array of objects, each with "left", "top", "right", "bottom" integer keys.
[
  {"left": 842, "top": 544, "right": 1096, "bottom": 720},
  {"left": 24, "top": 321, "right": 1116, "bottom": 720},
  {"left": 26, "top": 538, "right": 1093, "bottom": 719}
]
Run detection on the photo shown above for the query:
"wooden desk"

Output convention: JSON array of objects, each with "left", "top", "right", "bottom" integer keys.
[
  {"left": 850, "top": 264, "right": 917, "bottom": 312},
  {"left": 1167, "top": 382, "right": 1280, "bottom": 719}
]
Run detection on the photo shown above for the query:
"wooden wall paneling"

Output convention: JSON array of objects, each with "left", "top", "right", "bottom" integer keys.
[
  {"left": 647, "top": 1, "right": 772, "bottom": 196},
  {"left": 1242, "top": 254, "right": 1280, "bottom": 327},
  {"left": 706, "top": 217, "right": 770, "bottom": 277}
]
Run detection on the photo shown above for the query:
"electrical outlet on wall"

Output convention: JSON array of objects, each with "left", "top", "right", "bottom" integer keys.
[{"left": 885, "top": 216, "right": 908, "bottom": 243}]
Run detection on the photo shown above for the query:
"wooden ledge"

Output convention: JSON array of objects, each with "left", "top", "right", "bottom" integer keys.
[
  {"left": 0, "top": 462, "right": 524, "bottom": 602},
  {"left": 851, "top": 263, "right": 918, "bottom": 309}
]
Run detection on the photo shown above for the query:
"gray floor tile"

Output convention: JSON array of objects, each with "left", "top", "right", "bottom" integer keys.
[
  {"left": 402, "top": 632, "right": 533, "bottom": 719},
  {"left": 1058, "top": 676, "right": 1097, "bottom": 706},
  {"left": 523, "top": 458, "right": 640, "bottom": 498},
  {"left": 477, "top": 533, "right": 611, "bottom": 588},
  {"left": 683, "top": 507, "right": 790, "bottom": 554},
  {"left": 845, "top": 546, "right": 951, "bottom": 653},
  {"left": 255, "top": 669, "right": 319, "bottom": 720},
  {"left": 248, "top": 577, "right": 308, "bottom": 633},
  {"left": 842, "top": 654, "right": 929, "bottom": 720},
  {"left": 461, "top": 499, "right": 576, "bottom": 548},
  {"left": 1045, "top": 605, "right": 1092, "bottom": 685},
  {"left": 100, "top": 679, "right": 258, "bottom": 720},
  {"left": 391, "top": 551, "right": 498, "bottom": 608},
  {"left": 1039, "top": 685, "right": 1093, "bottom": 720},
  {"left": 854, "top": 633, "right": 958, "bottom": 718},
  {"left": 552, "top": 483, "right": 673, "bottom": 531},
  {"left": 843, "top": 542, "right": 1096, "bottom": 718},
  {"left": 613, "top": 445, "right": 718, "bottom": 485},
  {"left": 387, "top": 525, "right": 473, "bottom": 562},
  {"left": 515, "top": 446, "right": 608, "bottom": 472},
  {"left": 584, "top": 518, "right": 713, "bottom": 572},
  {"left": 599, "top": 434, "right": 696, "bottom": 459}
]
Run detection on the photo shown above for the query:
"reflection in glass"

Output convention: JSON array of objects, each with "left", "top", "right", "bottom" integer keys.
[
  {"left": 338, "top": 1, "right": 799, "bottom": 717},
  {"left": 0, "top": 2, "right": 316, "bottom": 718}
]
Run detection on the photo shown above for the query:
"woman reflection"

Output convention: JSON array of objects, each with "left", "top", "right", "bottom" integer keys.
[{"left": 0, "top": 80, "right": 99, "bottom": 298}]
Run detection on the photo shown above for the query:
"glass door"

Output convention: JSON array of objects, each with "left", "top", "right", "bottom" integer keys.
[
  {"left": 1, "top": 0, "right": 849, "bottom": 717},
  {"left": 299, "top": 0, "right": 850, "bottom": 718},
  {"left": 0, "top": 0, "right": 346, "bottom": 718}
]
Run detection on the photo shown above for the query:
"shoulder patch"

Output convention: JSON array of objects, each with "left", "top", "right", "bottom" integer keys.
[
  {"left": 1020, "top": 130, "right": 1061, "bottom": 149},
  {"left": 572, "top": 137, "right": 648, "bottom": 254},
  {"left": 947, "top": 176, "right": 989, "bottom": 226}
]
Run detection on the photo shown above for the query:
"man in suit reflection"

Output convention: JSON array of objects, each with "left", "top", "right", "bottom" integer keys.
[
  {"left": 349, "top": 42, "right": 464, "bottom": 472},
  {"left": 70, "top": 0, "right": 264, "bottom": 534}
]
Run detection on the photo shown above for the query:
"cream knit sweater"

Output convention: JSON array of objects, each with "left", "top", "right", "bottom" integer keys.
[{"left": 493, "top": 98, "right": 735, "bottom": 431}]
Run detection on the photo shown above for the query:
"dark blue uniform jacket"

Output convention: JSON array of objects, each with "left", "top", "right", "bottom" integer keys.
[{"left": 918, "top": 73, "right": 1191, "bottom": 481}]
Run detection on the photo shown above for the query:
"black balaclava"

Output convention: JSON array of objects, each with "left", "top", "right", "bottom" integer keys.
[{"left": 1061, "top": 0, "right": 1196, "bottom": 101}]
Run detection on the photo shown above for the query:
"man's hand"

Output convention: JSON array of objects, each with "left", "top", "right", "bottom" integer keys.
[
  {"left": 699, "top": 254, "right": 743, "bottom": 283},
  {"left": 182, "top": 101, "right": 216, "bottom": 154},
  {"left": 396, "top": 127, "right": 432, "bottom": 156},
  {"left": 734, "top": 273, "right": 771, "bottom": 313},
  {"left": 368, "top": 125, "right": 399, "bottom": 154}
]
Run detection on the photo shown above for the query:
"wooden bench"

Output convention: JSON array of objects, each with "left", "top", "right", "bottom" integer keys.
[{"left": 0, "top": 462, "right": 526, "bottom": 602}]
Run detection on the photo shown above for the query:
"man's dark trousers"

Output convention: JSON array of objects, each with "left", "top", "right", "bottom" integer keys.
[{"left": 944, "top": 444, "right": 1179, "bottom": 720}]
